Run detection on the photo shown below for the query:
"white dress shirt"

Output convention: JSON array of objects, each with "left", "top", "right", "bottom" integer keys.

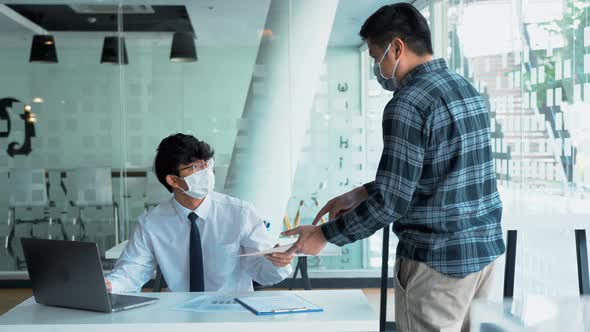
[{"left": 108, "top": 192, "right": 292, "bottom": 293}]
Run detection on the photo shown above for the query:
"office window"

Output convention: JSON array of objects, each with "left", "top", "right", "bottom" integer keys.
[{"left": 444, "top": 0, "right": 590, "bottom": 298}]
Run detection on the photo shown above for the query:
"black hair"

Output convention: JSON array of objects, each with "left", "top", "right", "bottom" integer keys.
[
  {"left": 359, "top": 3, "right": 433, "bottom": 56},
  {"left": 154, "top": 133, "right": 215, "bottom": 193}
]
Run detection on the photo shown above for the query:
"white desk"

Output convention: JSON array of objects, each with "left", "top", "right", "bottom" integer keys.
[{"left": 0, "top": 290, "right": 378, "bottom": 332}]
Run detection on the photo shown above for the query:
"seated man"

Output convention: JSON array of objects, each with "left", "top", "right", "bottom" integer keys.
[{"left": 106, "top": 133, "right": 293, "bottom": 293}]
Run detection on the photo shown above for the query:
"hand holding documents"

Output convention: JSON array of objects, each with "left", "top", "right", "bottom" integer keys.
[
  {"left": 239, "top": 239, "right": 342, "bottom": 257},
  {"left": 235, "top": 293, "right": 323, "bottom": 316},
  {"left": 239, "top": 243, "right": 295, "bottom": 257}
]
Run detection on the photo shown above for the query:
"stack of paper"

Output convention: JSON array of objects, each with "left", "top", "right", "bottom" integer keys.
[{"left": 239, "top": 243, "right": 295, "bottom": 257}]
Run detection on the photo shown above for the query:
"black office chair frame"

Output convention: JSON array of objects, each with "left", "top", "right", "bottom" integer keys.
[
  {"left": 153, "top": 265, "right": 167, "bottom": 292},
  {"left": 503, "top": 229, "right": 590, "bottom": 297},
  {"left": 503, "top": 230, "right": 517, "bottom": 298},
  {"left": 575, "top": 229, "right": 590, "bottom": 295},
  {"left": 379, "top": 224, "right": 396, "bottom": 332}
]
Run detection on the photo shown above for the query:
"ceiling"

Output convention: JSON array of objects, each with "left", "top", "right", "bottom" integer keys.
[
  {"left": 0, "top": 0, "right": 413, "bottom": 47},
  {"left": 6, "top": 4, "right": 195, "bottom": 32},
  {"left": 0, "top": 8, "right": 30, "bottom": 34}
]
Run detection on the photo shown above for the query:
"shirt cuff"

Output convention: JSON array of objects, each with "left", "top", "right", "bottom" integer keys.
[
  {"left": 278, "top": 263, "right": 294, "bottom": 280},
  {"left": 258, "top": 259, "right": 294, "bottom": 285},
  {"left": 320, "top": 218, "right": 352, "bottom": 246},
  {"left": 106, "top": 276, "right": 125, "bottom": 294},
  {"left": 363, "top": 181, "right": 378, "bottom": 196}
]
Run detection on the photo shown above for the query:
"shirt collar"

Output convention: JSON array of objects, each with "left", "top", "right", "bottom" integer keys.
[
  {"left": 172, "top": 193, "right": 213, "bottom": 223},
  {"left": 398, "top": 58, "right": 448, "bottom": 91}
]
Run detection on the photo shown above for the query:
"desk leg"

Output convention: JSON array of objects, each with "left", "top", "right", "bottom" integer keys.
[
  {"left": 289, "top": 259, "right": 301, "bottom": 291},
  {"left": 288, "top": 257, "right": 312, "bottom": 290},
  {"left": 300, "top": 257, "right": 312, "bottom": 290}
]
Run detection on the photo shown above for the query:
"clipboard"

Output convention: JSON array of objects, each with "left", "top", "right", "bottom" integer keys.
[{"left": 234, "top": 294, "right": 324, "bottom": 316}]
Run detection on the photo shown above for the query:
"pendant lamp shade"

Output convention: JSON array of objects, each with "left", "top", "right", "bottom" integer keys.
[
  {"left": 101, "top": 36, "right": 129, "bottom": 65},
  {"left": 170, "top": 32, "right": 197, "bottom": 63},
  {"left": 30, "top": 35, "right": 58, "bottom": 63}
]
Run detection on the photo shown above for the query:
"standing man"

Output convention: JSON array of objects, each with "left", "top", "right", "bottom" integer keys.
[{"left": 284, "top": 4, "right": 505, "bottom": 331}]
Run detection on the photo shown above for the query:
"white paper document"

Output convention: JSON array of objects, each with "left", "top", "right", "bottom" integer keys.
[
  {"left": 239, "top": 243, "right": 295, "bottom": 257},
  {"left": 235, "top": 293, "right": 322, "bottom": 315},
  {"left": 173, "top": 295, "right": 249, "bottom": 313}
]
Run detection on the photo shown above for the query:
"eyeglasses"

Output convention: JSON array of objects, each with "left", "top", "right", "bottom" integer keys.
[{"left": 178, "top": 160, "right": 209, "bottom": 174}]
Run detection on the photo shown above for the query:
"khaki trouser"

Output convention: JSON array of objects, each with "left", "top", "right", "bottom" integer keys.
[{"left": 394, "top": 257, "right": 497, "bottom": 332}]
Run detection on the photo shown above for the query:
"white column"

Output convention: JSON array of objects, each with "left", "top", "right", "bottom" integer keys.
[
  {"left": 224, "top": 0, "right": 338, "bottom": 238},
  {"left": 430, "top": 0, "right": 448, "bottom": 59}
]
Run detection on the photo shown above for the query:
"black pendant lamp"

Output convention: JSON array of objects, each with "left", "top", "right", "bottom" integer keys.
[
  {"left": 170, "top": 32, "right": 197, "bottom": 63},
  {"left": 29, "top": 35, "right": 58, "bottom": 63},
  {"left": 101, "top": 36, "right": 129, "bottom": 65}
]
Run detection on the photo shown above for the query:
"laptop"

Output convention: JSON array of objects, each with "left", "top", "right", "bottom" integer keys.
[{"left": 21, "top": 238, "right": 158, "bottom": 313}]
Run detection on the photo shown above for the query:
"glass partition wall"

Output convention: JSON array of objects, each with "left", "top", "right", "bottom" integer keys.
[
  {"left": 1, "top": 0, "right": 589, "bottom": 301},
  {"left": 0, "top": 0, "right": 383, "bottom": 277},
  {"left": 0, "top": 1, "right": 129, "bottom": 273}
]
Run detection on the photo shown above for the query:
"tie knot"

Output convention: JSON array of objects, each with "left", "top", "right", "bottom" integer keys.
[{"left": 188, "top": 212, "right": 198, "bottom": 223}]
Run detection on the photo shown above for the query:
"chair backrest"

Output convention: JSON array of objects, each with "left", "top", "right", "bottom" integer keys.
[
  {"left": 9, "top": 168, "right": 48, "bottom": 208},
  {"left": 145, "top": 172, "right": 171, "bottom": 207},
  {"left": 379, "top": 225, "right": 396, "bottom": 332},
  {"left": 73, "top": 167, "right": 113, "bottom": 207},
  {"left": 575, "top": 229, "right": 590, "bottom": 295},
  {"left": 503, "top": 230, "right": 517, "bottom": 298}
]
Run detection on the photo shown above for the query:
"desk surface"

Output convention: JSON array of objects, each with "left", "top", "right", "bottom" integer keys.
[{"left": 0, "top": 290, "right": 377, "bottom": 332}]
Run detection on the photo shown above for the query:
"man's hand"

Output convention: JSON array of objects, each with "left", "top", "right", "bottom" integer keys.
[
  {"left": 265, "top": 244, "right": 295, "bottom": 267},
  {"left": 105, "top": 278, "right": 112, "bottom": 294},
  {"left": 311, "top": 186, "right": 369, "bottom": 225},
  {"left": 282, "top": 225, "right": 327, "bottom": 256}
]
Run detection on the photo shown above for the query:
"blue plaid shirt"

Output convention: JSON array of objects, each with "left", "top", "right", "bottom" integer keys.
[{"left": 321, "top": 58, "right": 505, "bottom": 278}]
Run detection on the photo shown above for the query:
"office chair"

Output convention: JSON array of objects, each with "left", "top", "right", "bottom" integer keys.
[
  {"left": 152, "top": 265, "right": 167, "bottom": 292},
  {"left": 503, "top": 230, "right": 517, "bottom": 298},
  {"left": 474, "top": 229, "right": 586, "bottom": 331},
  {"left": 575, "top": 229, "right": 590, "bottom": 295},
  {"left": 472, "top": 230, "right": 516, "bottom": 332},
  {"left": 379, "top": 224, "right": 396, "bottom": 332},
  {"left": 5, "top": 169, "right": 51, "bottom": 250},
  {"left": 144, "top": 172, "right": 171, "bottom": 213},
  {"left": 71, "top": 167, "right": 119, "bottom": 244}
]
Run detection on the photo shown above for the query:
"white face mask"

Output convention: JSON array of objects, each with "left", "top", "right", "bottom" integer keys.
[
  {"left": 373, "top": 42, "right": 400, "bottom": 92},
  {"left": 176, "top": 167, "right": 215, "bottom": 199}
]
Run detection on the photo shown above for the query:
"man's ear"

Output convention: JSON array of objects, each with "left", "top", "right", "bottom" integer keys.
[
  {"left": 392, "top": 37, "right": 405, "bottom": 58},
  {"left": 165, "top": 175, "right": 178, "bottom": 191}
]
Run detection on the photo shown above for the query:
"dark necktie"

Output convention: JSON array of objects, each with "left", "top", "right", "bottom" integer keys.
[{"left": 188, "top": 212, "right": 204, "bottom": 292}]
